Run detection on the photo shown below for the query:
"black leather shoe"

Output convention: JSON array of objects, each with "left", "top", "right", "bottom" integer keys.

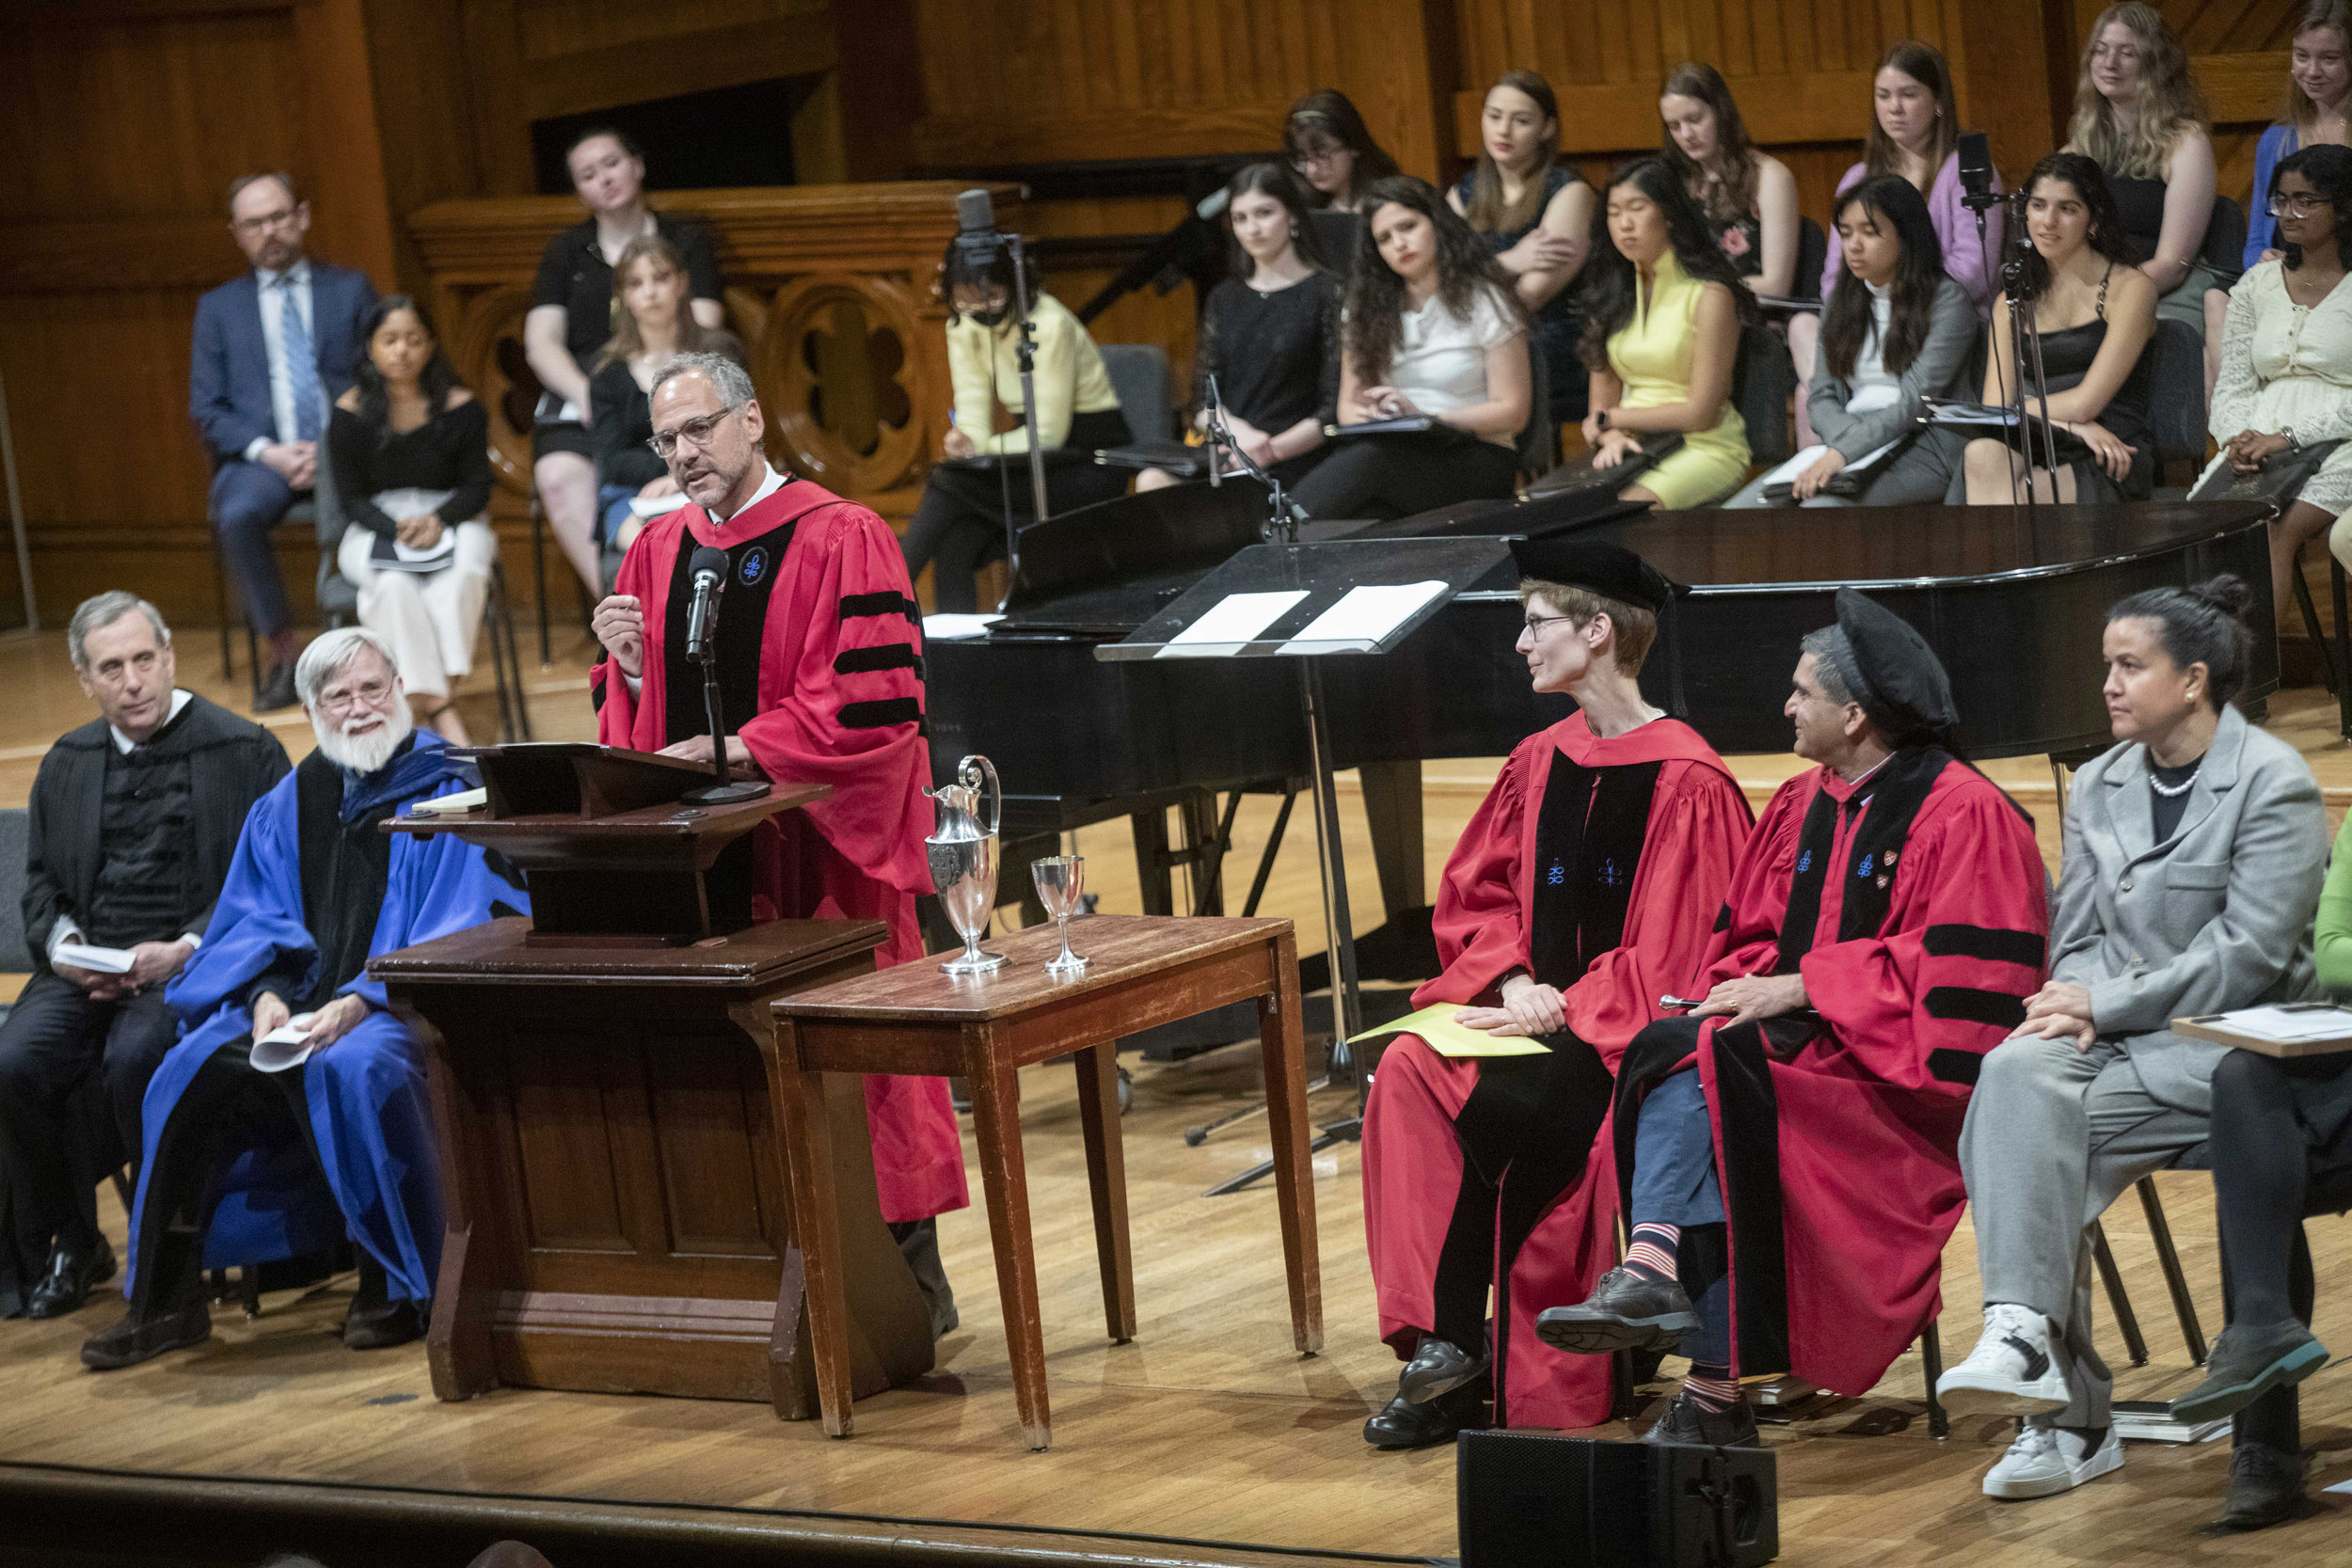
[
  {"left": 2171, "top": 1322, "right": 2329, "bottom": 1426},
  {"left": 1364, "top": 1380, "right": 1485, "bottom": 1450},
  {"left": 1535, "top": 1267, "right": 1699, "bottom": 1354},
  {"left": 1644, "top": 1389, "right": 1760, "bottom": 1448},
  {"left": 1396, "top": 1335, "right": 1488, "bottom": 1406},
  {"left": 2219, "top": 1440, "right": 2307, "bottom": 1530},
  {"left": 27, "top": 1235, "right": 117, "bottom": 1320},
  {"left": 80, "top": 1296, "right": 211, "bottom": 1370},
  {"left": 343, "top": 1297, "right": 424, "bottom": 1351},
  {"left": 254, "top": 662, "right": 299, "bottom": 713}
]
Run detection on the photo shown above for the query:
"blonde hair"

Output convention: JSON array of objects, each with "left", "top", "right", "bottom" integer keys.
[
  {"left": 2067, "top": 3, "right": 2206, "bottom": 180},
  {"left": 1517, "top": 580, "right": 1659, "bottom": 674},
  {"left": 2286, "top": 1, "right": 2352, "bottom": 133}
]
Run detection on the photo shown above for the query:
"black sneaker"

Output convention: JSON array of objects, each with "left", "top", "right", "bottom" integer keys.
[
  {"left": 1395, "top": 1335, "right": 1488, "bottom": 1406},
  {"left": 2170, "top": 1322, "right": 2329, "bottom": 1426},
  {"left": 1534, "top": 1267, "right": 1699, "bottom": 1354},
  {"left": 2218, "top": 1440, "right": 2307, "bottom": 1531},
  {"left": 1644, "top": 1388, "right": 1760, "bottom": 1448},
  {"left": 1363, "top": 1380, "right": 1484, "bottom": 1450},
  {"left": 80, "top": 1297, "right": 212, "bottom": 1370}
]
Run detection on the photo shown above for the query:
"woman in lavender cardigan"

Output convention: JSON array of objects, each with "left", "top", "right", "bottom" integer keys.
[{"left": 1791, "top": 42, "right": 2000, "bottom": 444}]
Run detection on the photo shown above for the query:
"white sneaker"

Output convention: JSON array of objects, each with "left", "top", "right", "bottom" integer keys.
[
  {"left": 1981, "top": 1419, "right": 2123, "bottom": 1499},
  {"left": 1937, "top": 1303, "right": 2071, "bottom": 1416}
]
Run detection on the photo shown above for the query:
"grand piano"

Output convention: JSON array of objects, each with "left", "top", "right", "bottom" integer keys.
[{"left": 925, "top": 483, "right": 2278, "bottom": 983}]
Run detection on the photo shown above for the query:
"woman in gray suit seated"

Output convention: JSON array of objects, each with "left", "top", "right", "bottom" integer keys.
[
  {"left": 1935, "top": 576, "right": 2328, "bottom": 1523},
  {"left": 1725, "top": 176, "right": 1975, "bottom": 507}
]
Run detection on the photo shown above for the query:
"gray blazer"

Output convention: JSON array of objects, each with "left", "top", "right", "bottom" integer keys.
[
  {"left": 2049, "top": 703, "right": 2327, "bottom": 1114},
  {"left": 1807, "top": 276, "right": 1977, "bottom": 459}
]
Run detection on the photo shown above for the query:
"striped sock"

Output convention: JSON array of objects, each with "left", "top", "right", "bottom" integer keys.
[
  {"left": 1623, "top": 1222, "right": 1681, "bottom": 1284},
  {"left": 1682, "top": 1363, "right": 1740, "bottom": 1413}
]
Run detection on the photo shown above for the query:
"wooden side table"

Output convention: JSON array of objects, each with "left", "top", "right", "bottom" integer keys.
[{"left": 770, "top": 913, "right": 1322, "bottom": 1449}]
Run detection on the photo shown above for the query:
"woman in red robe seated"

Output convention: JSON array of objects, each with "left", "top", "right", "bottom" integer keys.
[{"left": 1358, "top": 539, "right": 1753, "bottom": 1449}]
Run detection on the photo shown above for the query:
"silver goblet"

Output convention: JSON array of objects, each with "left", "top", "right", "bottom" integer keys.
[{"left": 1031, "top": 856, "right": 1089, "bottom": 975}]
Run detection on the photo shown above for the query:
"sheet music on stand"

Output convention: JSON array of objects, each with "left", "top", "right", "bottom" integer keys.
[{"left": 1099, "top": 535, "right": 1507, "bottom": 1192}]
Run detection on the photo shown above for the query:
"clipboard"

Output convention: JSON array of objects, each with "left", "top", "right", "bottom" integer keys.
[{"left": 2172, "top": 1003, "right": 2352, "bottom": 1058}]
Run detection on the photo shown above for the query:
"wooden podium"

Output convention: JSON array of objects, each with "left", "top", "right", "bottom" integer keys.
[{"left": 373, "top": 743, "right": 937, "bottom": 1418}]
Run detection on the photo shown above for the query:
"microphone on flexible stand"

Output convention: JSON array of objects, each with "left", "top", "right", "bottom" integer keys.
[{"left": 679, "top": 544, "right": 770, "bottom": 807}]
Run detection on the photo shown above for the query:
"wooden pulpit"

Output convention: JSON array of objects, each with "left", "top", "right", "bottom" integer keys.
[{"left": 373, "top": 743, "right": 937, "bottom": 1418}]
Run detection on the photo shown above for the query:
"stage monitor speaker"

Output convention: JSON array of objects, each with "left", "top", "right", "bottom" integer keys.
[{"left": 1457, "top": 1430, "right": 1776, "bottom": 1567}]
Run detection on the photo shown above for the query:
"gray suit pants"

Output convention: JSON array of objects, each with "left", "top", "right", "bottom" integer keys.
[{"left": 1958, "top": 1035, "right": 2209, "bottom": 1428}]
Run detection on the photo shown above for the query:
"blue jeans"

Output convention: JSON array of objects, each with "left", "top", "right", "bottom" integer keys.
[
  {"left": 1628, "top": 1069, "right": 1732, "bottom": 1365},
  {"left": 596, "top": 484, "right": 638, "bottom": 547}
]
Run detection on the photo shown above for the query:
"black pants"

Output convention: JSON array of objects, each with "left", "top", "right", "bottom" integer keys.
[
  {"left": 126, "top": 1037, "right": 323, "bottom": 1320},
  {"left": 0, "top": 971, "right": 177, "bottom": 1257},
  {"left": 1288, "top": 432, "right": 1519, "bottom": 522},
  {"left": 2208, "top": 1049, "right": 2352, "bottom": 1453},
  {"left": 902, "top": 457, "right": 1131, "bottom": 613}
]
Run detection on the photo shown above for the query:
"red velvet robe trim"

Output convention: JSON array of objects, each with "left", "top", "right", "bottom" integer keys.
[{"left": 591, "top": 480, "right": 968, "bottom": 1222}]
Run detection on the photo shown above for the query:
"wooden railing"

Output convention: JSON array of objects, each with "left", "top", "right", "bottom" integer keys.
[{"left": 405, "top": 182, "right": 1025, "bottom": 525}]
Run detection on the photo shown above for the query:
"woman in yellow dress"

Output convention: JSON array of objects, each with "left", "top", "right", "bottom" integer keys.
[{"left": 1581, "top": 157, "right": 1756, "bottom": 509}]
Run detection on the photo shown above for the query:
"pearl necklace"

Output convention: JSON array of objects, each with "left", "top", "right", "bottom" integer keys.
[{"left": 2147, "top": 761, "right": 2201, "bottom": 798}]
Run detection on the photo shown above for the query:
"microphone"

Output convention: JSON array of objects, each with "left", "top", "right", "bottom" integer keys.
[
  {"left": 1958, "top": 131, "right": 2000, "bottom": 213},
  {"left": 1195, "top": 187, "right": 1231, "bottom": 223},
  {"left": 685, "top": 545, "right": 728, "bottom": 662},
  {"left": 956, "top": 188, "right": 1007, "bottom": 263}
]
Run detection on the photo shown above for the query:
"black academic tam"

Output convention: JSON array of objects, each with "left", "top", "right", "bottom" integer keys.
[
  {"left": 1506, "top": 536, "right": 1678, "bottom": 614},
  {"left": 1830, "top": 585, "right": 1959, "bottom": 742}
]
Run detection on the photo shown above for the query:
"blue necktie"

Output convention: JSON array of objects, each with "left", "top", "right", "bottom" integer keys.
[{"left": 280, "top": 277, "right": 324, "bottom": 443}]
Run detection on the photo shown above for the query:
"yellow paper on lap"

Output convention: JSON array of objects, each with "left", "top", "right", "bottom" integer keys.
[{"left": 1347, "top": 1003, "right": 1549, "bottom": 1058}]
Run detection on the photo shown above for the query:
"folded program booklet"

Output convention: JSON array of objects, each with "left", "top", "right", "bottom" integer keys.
[{"left": 1347, "top": 1003, "right": 1549, "bottom": 1059}]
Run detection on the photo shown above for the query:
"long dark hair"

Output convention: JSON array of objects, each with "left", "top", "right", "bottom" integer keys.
[
  {"left": 1283, "top": 89, "right": 1400, "bottom": 210},
  {"left": 352, "top": 294, "right": 463, "bottom": 443},
  {"left": 1465, "top": 71, "right": 1564, "bottom": 234},
  {"left": 2107, "top": 575, "right": 2256, "bottom": 710},
  {"left": 1865, "top": 41, "right": 1961, "bottom": 182},
  {"left": 1579, "top": 157, "right": 1757, "bottom": 372},
  {"left": 2275, "top": 143, "right": 2352, "bottom": 269},
  {"left": 2010, "top": 152, "right": 2137, "bottom": 302},
  {"left": 1820, "top": 176, "right": 1947, "bottom": 383},
  {"left": 1221, "top": 161, "right": 1331, "bottom": 277},
  {"left": 938, "top": 236, "right": 1045, "bottom": 326},
  {"left": 1341, "top": 176, "right": 1522, "bottom": 384},
  {"left": 1658, "top": 62, "right": 1761, "bottom": 225}
]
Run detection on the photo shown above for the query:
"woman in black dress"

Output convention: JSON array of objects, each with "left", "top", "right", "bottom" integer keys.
[
  {"left": 1960, "top": 153, "right": 2159, "bottom": 503},
  {"left": 1137, "top": 163, "right": 1340, "bottom": 495},
  {"left": 524, "top": 127, "right": 723, "bottom": 599},
  {"left": 326, "top": 296, "right": 495, "bottom": 743},
  {"left": 587, "top": 234, "right": 744, "bottom": 559},
  {"left": 1449, "top": 70, "right": 1594, "bottom": 426}
]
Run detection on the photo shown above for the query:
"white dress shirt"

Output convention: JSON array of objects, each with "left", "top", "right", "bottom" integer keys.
[
  {"left": 620, "top": 465, "right": 791, "bottom": 698},
  {"left": 243, "top": 259, "right": 321, "bottom": 463}
]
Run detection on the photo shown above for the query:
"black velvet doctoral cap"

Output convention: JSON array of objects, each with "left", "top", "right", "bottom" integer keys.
[
  {"left": 1822, "top": 586, "right": 1958, "bottom": 741},
  {"left": 1507, "top": 537, "right": 1677, "bottom": 613}
]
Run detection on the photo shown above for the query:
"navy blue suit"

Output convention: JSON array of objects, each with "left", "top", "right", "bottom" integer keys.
[{"left": 188, "top": 261, "right": 377, "bottom": 640}]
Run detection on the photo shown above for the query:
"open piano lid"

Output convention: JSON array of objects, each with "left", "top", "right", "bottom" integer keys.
[{"left": 991, "top": 478, "right": 1278, "bottom": 635}]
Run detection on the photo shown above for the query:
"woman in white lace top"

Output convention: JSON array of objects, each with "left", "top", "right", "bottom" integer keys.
[{"left": 2202, "top": 144, "right": 2352, "bottom": 623}]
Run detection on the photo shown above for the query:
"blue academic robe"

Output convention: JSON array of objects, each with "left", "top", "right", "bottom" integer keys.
[{"left": 127, "top": 732, "right": 526, "bottom": 1304}]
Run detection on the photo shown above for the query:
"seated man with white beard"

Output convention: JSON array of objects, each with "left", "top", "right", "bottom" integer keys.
[{"left": 79, "top": 628, "right": 527, "bottom": 1370}]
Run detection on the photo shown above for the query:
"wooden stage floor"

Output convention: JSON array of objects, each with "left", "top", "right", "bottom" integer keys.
[{"left": 6, "top": 625, "right": 2352, "bottom": 1563}]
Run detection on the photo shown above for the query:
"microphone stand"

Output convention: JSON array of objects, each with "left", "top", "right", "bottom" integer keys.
[
  {"left": 1006, "top": 234, "right": 1053, "bottom": 576},
  {"left": 1200, "top": 374, "right": 1307, "bottom": 544},
  {"left": 682, "top": 585, "right": 771, "bottom": 808}
]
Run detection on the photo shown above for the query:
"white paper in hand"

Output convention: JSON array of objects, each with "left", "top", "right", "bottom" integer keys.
[
  {"left": 252, "top": 1014, "right": 322, "bottom": 1073},
  {"left": 54, "top": 942, "right": 135, "bottom": 974}
]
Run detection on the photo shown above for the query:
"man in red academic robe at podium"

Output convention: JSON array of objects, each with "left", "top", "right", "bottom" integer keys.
[
  {"left": 1535, "top": 588, "right": 2050, "bottom": 1446},
  {"left": 589, "top": 353, "right": 968, "bottom": 1331},
  {"left": 1358, "top": 540, "right": 1753, "bottom": 1449}
]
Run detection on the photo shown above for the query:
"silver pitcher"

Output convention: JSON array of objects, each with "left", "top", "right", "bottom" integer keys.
[{"left": 926, "top": 753, "right": 1005, "bottom": 974}]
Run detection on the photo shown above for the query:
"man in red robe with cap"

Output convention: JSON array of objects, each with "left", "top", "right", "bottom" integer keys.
[
  {"left": 589, "top": 352, "right": 967, "bottom": 1329},
  {"left": 1358, "top": 540, "right": 1753, "bottom": 1449},
  {"left": 1536, "top": 588, "right": 2049, "bottom": 1445}
]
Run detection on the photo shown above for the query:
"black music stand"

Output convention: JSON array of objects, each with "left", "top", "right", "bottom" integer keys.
[{"left": 1101, "top": 536, "right": 1507, "bottom": 1181}]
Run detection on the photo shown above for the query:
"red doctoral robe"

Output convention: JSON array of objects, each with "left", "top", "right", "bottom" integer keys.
[
  {"left": 1361, "top": 712, "right": 1753, "bottom": 1428},
  {"left": 590, "top": 479, "right": 969, "bottom": 1223},
  {"left": 1616, "top": 748, "right": 2048, "bottom": 1394}
]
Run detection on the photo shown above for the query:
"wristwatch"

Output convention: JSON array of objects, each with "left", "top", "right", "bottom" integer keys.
[{"left": 1595, "top": 408, "right": 1612, "bottom": 433}]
